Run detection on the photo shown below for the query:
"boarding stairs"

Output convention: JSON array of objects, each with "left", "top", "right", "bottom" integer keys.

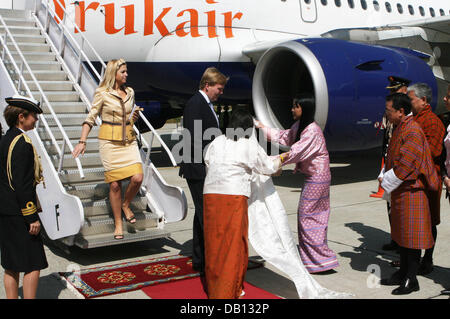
[{"left": 0, "top": 4, "right": 187, "bottom": 249}]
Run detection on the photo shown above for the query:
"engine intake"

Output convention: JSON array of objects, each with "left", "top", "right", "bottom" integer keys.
[{"left": 252, "top": 38, "right": 437, "bottom": 151}]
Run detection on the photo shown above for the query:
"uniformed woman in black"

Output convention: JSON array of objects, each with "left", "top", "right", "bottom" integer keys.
[{"left": 0, "top": 95, "right": 48, "bottom": 299}]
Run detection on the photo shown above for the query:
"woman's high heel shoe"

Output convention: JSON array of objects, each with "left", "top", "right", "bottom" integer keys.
[
  {"left": 114, "top": 232, "right": 124, "bottom": 240},
  {"left": 122, "top": 206, "right": 136, "bottom": 224}
]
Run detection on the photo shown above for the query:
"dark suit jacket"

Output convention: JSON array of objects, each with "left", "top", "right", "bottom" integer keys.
[
  {"left": 179, "top": 91, "right": 220, "bottom": 180},
  {"left": 0, "top": 127, "right": 40, "bottom": 223}
]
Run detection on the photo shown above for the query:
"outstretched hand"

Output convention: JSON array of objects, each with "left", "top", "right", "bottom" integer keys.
[
  {"left": 254, "top": 119, "right": 264, "bottom": 129},
  {"left": 444, "top": 176, "right": 450, "bottom": 189}
]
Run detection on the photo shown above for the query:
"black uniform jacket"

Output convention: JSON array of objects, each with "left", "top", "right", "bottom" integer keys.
[
  {"left": 0, "top": 127, "right": 39, "bottom": 224},
  {"left": 179, "top": 91, "right": 220, "bottom": 180}
]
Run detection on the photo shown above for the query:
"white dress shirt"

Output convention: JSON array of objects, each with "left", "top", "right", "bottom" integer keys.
[
  {"left": 199, "top": 90, "right": 219, "bottom": 127},
  {"left": 203, "top": 135, "right": 280, "bottom": 197}
]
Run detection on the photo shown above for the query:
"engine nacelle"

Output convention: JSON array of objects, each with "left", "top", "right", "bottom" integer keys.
[{"left": 252, "top": 38, "right": 437, "bottom": 152}]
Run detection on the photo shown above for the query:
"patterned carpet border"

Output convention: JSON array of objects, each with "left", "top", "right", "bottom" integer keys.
[{"left": 59, "top": 255, "right": 200, "bottom": 299}]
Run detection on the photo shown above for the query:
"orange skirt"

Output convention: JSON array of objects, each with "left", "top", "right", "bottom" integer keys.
[{"left": 203, "top": 194, "right": 248, "bottom": 299}]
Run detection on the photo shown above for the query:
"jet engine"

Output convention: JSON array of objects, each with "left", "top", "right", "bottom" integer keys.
[{"left": 252, "top": 38, "right": 437, "bottom": 151}]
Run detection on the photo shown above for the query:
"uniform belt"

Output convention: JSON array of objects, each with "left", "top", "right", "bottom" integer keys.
[{"left": 102, "top": 121, "right": 131, "bottom": 126}]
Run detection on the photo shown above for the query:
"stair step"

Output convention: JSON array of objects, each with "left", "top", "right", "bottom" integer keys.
[
  {"left": 81, "top": 196, "right": 148, "bottom": 218},
  {"left": 59, "top": 167, "right": 104, "bottom": 184},
  {"left": 65, "top": 182, "right": 111, "bottom": 200},
  {"left": 11, "top": 51, "right": 56, "bottom": 61},
  {"left": 37, "top": 125, "right": 98, "bottom": 141},
  {"left": 8, "top": 34, "right": 47, "bottom": 43},
  {"left": 2, "top": 18, "right": 36, "bottom": 27},
  {"left": 43, "top": 113, "right": 86, "bottom": 126},
  {"left": 44, "top": 102, "right": 87, "bottom": 114},
  {"left": 80, "top": 211, "right": 158, "bottom": 236},
  {"left": 7, "top": 42, "right": 50, "bottom": 52},
  {"left": 6, "top": 61, "right": 61, "bottom": 72},
  {"left": 74, "top": 228, "right": 170, "bottom": 249},
  {"left": 80, "top": 211, "right": 159, "bottom": 236},
  {"left": 27, "top": 61, "right": 61, "bottom": 71},
  {"left": 0, "top": 9, "right": 31, "bottom": 19},
  {"left": 27, "top": 81, "right": 74, "bottom": 91},
  {"left": 49, "top": 152, "right": 101, "bottom": 169},
  {"left": 31, "top": 90, "right": 80, "bottom": 102},
  {"left": 11, "top": 70, "right": 67, "bottom": 81},
  {"left": 65, "top": 179, "right": 145, "bottom": 200},
  {"left": 41, "top": 101, "right": 88, "bottom": 114},
  {"left": 0, "top": 25, "right": 41, "bottom": 35},
  {"left": 42, "top": 138, "right": 98, "bottom": 156}
]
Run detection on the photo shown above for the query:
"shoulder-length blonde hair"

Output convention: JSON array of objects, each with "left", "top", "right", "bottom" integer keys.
[{"left": 98, "top": 58, "right": 127, "bottom": 90}]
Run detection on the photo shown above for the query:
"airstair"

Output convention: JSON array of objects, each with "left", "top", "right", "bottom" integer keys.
[{"left": 0, "top": 2, "right": 187, "bottom": 249}]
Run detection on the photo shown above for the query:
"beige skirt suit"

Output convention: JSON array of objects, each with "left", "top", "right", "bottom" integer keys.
[{"left": 83, "top": 86, "right": 143, "bottom": 183}]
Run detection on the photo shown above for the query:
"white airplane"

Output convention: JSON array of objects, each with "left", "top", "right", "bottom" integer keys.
[{"left": 46, "top": 0, "right": 450, "bottom": 151}]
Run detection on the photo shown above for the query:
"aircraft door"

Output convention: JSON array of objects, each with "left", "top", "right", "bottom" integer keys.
[{"left": 299, "top": 0, "right": 318, "bottom": 23}]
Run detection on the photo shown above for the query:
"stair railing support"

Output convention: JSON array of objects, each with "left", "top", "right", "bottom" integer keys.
[
  {"left": 17, "top": 61, "right": 24, "bottom": 93},
  {"left": 58, "top": 139, "right": 66, "bottom": 174},
  {"left": 76, "top": 37, "right": 84, "bottom": 84},
  {"left": 58, "top": 11, "right": 66, "bottom": 56},
  {"left": 44, "top": 0, "right": 50, "bottom": 33},
  {"left": 0, "top": 15, "right": 84, "bottom": 179},
  {"left": 1, "top": 34, "right": 5, "bottom": 60}
]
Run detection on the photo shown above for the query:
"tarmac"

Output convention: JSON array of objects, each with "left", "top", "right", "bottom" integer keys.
[{"left": 1, "top": 123, "right": 450, "bottom": 300}]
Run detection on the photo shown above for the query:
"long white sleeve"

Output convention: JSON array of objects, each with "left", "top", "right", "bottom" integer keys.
[{"left": 381, "top": 168, "right": 403, "bottom": 193}]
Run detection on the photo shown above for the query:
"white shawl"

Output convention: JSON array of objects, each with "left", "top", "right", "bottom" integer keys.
[{"left": 248, "top": 174, "right": 353, "bottom": 299}]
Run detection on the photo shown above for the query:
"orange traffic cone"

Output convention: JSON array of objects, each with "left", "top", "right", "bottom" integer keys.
[{"left": 370, "top": 157, "right": 385, "bottom": 198}]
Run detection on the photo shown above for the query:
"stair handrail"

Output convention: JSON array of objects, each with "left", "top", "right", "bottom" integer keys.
[
  {"left": 0, "top": 28, "right": 57, "bottom": 151},
  {"left": 34, "top": 1, "right": 178, "bottom": 168},
  {"left": 36, "top": 0, "right": 106, "bottom": 82},
  {"left": 0, "top": 15, "right": 85, "bottom": 179},
  {"left": 135, "top": 111, "right": 178, "bottom": 167}
]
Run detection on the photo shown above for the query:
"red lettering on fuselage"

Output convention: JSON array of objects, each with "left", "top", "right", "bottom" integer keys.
[
  {"left": 57, "top": 0, "right": 243, "bottom": 38},
  {"left": 103, "top": 3, "right": 137, "bottom": 35},
  {"left": 223, "top": 11, "right": 243, "bottom": 38},
  {"left": 176, "top": 9, "right": 201, "bottom": 37},
  {"left": 53, "top": 0, "right": 65, "bottom": 22},
  {"left": 74, "top": 1, "right": 99, "bottom": 33},
  {"left": 205, "top": 10, "right": 217, "bottom": 38}
]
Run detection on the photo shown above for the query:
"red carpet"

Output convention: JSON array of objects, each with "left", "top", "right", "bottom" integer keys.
[
  {"left": 59, "top": 255, "right": 199, "bottom": 298},
  {"left": 142, "top": 276, "right": 282, "bottom": 299}
]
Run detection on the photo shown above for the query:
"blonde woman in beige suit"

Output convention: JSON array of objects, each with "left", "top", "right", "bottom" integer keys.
[{"left": 72, "top": 59, "right": 143, "bottom": 240}]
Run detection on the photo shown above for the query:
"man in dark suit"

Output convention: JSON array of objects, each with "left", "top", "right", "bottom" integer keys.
[{"left": 179, "top": 67, "right": 228, "bottom": 273}]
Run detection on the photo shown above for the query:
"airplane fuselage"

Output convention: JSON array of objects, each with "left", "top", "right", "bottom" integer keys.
[
  {"left": 45, "top": 0, "right": 450, "bottom": 151},
  {"left": 54, "top": 0, "right": 449, "bottom": 62}
]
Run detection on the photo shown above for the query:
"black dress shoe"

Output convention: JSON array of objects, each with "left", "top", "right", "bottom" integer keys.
[
  {"left": 382, "top": 241, "right": 399, "bottom": 251},
  {"left": 192, "top": 264, "right": 205, "bottom": 273},
  {"left": 380, "top": 271, "right": 404, "bottom": 286},
  {"left": 441, "top": 289, "right": 450, "bottom": 295},
  {"left": 392, "top": 278, "right": 420, "bottom": 295},
  {"left": 417, "top": 260, "right": 433, "bottom": 276}
]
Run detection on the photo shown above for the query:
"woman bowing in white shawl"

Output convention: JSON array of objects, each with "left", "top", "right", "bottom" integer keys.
[{"left": 203, "top": 107, "right": 351, "bottom": 299}]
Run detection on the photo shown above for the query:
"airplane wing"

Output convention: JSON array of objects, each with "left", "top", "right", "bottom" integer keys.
[
  {"left": 387, "top": 15, "right": 450, "bottom": 34},
  {"left": 242, "top": 16, "right": 449, "bottom": 146},
  {"left": 319, "top": 16, "right": 450, "bottom": 82},
  {"left": 244, "top": 16, "right": 450, "bottom": 69},
  {"left": 242, "top": 39, "right": 292, "bottom": 63}
]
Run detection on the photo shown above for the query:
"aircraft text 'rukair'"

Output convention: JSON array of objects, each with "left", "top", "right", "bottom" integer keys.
[{"left": 52, "top": 0, "right": 244, "bottom": 38}]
